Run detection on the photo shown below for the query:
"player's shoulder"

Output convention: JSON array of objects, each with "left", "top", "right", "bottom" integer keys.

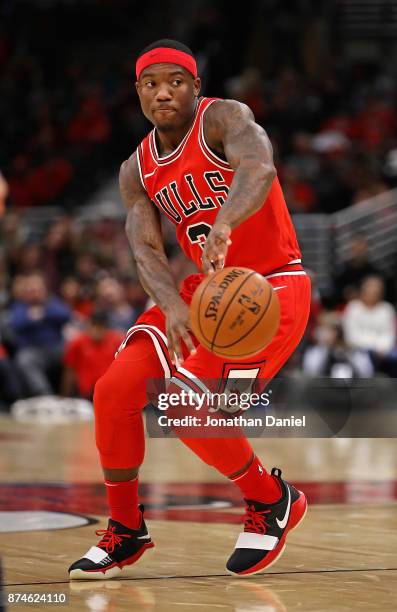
[
  {"left": 119, "top": 151, "right": 148, "bottom": 206},
  {"left": 119, "top": 152, "right": 141, "bottom": 188},
  {"left": 204, "top": 98, "right": 255, "bottom": 127},
  {"left": 203, "top": 99, "right": 255, "bottom": 146}
]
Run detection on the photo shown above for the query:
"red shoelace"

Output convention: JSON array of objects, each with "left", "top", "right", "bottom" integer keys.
[
  {"left": 244, "top": 504, "right": 271, "bottom": 534},
  {"left": 95, "top": 526, "right": 132, "bottom": 554}
]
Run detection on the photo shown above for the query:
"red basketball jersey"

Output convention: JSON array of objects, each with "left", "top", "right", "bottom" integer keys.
[{"left": 136, "top": 97, "right": 302, "bottom": 275}]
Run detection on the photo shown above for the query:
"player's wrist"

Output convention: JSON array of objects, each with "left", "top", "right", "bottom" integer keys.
[
  {"left": 212, "top": 221, "right": 232, "bottom": 237},
  {"left": 162, "top": 295, "right": 187, "bottom": 315}
]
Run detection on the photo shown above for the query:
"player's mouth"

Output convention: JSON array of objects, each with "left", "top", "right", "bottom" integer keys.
[{"left": 154, "top": 106, "right": 177, "bottom": 115}]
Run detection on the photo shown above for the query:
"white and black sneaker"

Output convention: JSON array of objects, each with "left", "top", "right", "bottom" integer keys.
[
  {"left": 226, "top": 468, "right": 307, "bottom": 576},
  {"left": 68, "top": 504, "right": 154, "bottom": 580}
]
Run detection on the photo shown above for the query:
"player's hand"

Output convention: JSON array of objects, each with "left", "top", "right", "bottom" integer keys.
[
  {"left": 201, "top": 222, "right": 232, "bottom": 275},
  {"left": 165, "top": 299, "right": 197, "bottom": 367}
]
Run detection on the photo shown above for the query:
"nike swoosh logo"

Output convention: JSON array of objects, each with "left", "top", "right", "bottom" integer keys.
[
  {"left": 273, "top": 286, "right": 287, "bottom": 291},
  {"left": 137, "top": 534, "right": 151, "bottom": 540},
  {"left": 276, "top": 485, "right": 291, "bottom": 529}
]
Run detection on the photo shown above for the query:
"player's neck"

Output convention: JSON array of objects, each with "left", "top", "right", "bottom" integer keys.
[{"left": 155, "top": 99, "right": 198, "bottom": 156}]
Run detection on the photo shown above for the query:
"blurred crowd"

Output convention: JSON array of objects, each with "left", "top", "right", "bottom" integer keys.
[
  {"left": 302, "top": 234, "right": 397, "bottom": 379},
  {"left": 2, "top": 1, "right": 397, "bottom": 213},
  {"left": 1, "top": 1, "right": 397, "bottom": 409},
  {"left": 0, "top": 211, "right": 196, "bottom": 409},
  {"left": 1, "top": 207, "right": 396, "bottom": 410}
]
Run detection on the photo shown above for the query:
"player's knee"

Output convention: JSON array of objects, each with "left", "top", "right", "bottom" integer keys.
[
  {"left": 93, "top": 368, "right": 145, "bottom": 464},
  {"left": 93, "top": 371, "right": 113, "bottom": 410},
  {"left": 94, "top": 371, "right": 122, "bottom": 454},
  {"left": 93, "top": 369, "right": 124, "bottom": 424},
  {"left": 93, "top": 365, "right": 144, "bottom": 424}
]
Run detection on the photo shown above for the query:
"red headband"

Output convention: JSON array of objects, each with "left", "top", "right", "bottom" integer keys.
[{"left": 136, "top": 47, "right": 197, "bottom": 80}]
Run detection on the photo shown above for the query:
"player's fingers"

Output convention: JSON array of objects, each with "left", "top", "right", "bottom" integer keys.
[
  {"left": 213, "top": 255, "right": 224, "bottom": 270},
  {"left": 167, "top": 330, "right": 179, "bottom": 366},
  {"left": 201, "top": 251, "right": 214, "bottom": 274},
  {"left": 212, "top": 247, "right": 226, "bottom": 269},
  {"left": 171, "top": 330, "right": 185, "bottom": 366},
  {"left": 181, "top": 327, "right": 197, "bottom": 355}
]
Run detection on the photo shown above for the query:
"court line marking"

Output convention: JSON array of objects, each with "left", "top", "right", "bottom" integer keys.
[{"left": 4, "top": 567, "right": 397, "bottom": 587}]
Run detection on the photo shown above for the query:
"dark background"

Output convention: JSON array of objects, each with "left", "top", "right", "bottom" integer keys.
[{"left": 1, "top": 0, "right": 397, "bottom": 408}]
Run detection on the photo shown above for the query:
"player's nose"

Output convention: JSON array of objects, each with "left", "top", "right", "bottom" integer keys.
[{"left": 155, "top": 83, "right": 173, "bottom": 100}]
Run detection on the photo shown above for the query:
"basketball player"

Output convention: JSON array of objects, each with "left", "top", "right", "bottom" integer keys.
[{"left": 69, "top": 40, "right": 311, "bottom": 579}]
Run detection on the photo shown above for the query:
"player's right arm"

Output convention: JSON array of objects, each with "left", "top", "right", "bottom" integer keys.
[{"left": 120, "top": 154, "right": 196, "bottom": 365}]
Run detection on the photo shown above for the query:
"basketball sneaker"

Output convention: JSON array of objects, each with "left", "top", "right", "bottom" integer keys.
[
  {"left": 226, "top": 468, "right": 307, "bottom": 576},
  {"left": 68, "top": 504, "right": 154, "bottom": 580}
]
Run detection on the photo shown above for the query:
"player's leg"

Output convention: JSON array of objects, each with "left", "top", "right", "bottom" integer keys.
[
  {"left": 94, "top": 333, "right": 165, "bottom": 526},
  {"left": 225, "top": 273, "right": 311, "bottom": 575},
  {"left": 69, "top": 314, "right": 171, "bottom": 580},
  {"left": 173, "top": 273, "right": 311, "bottom": 575}
]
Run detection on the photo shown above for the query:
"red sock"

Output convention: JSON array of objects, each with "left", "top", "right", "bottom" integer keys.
[
  {"left": 229, "top": 455, "right": 281, "bottom": 503},
  {"left": 105, "top": 478, "right": 140, "bottom": 529}
]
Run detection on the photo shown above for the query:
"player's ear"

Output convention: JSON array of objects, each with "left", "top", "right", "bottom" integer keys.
[{"left": 193, "top": 77, "right": 201, "bottom": 97}]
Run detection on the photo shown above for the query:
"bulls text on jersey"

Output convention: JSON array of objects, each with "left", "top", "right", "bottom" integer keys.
[{"left": 153, "top": 171, "right": 229, "bottom": 224}]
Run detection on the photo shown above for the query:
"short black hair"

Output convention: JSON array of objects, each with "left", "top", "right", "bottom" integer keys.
[{"left": 138, "top": 39, "right": 194, "bottom": 58}]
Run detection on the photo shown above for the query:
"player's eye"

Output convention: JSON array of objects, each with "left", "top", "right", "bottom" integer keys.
[
  {"left": 172, "top": 79, "right": 182, "bottom": 86},
  {"left": 145, "top": 81, "right": 155, "bottom": 88}
]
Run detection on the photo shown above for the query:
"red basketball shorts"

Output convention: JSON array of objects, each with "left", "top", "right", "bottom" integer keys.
[{"left": 117, "top": 270, "right": 311, "bottom": 389}]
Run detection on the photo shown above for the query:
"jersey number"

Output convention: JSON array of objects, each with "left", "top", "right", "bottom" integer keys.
[
  {"left": 214, "top": 367, "right": 261, "bottom": 414},
  {"left": 186, "top": 222, "right": 212, "bottom": 250}
]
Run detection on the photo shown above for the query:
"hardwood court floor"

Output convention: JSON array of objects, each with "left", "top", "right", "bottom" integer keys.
[{"left": 0, "top": 415, "right": 396, "bottom": 611}]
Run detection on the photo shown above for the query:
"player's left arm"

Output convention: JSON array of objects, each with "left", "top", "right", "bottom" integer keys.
[{"left": 201, "top": 99, "right": 276, "bottom": 273}]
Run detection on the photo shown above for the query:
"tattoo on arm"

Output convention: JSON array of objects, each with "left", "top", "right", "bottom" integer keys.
[
  {"left": 204, "top": 100, "right": 277, "bottom": 229},
  {"left": 120, "top": 155, "right": 183, "bottom": 311}
]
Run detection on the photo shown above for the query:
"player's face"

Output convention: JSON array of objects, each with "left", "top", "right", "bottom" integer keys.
[{"left": 136, "top": 64, "right": 201, "bottom": 132}]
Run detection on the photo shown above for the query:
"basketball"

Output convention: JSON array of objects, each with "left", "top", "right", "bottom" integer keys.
[{"left": 190, "top": 267, "right": 280, "bottom": 359}]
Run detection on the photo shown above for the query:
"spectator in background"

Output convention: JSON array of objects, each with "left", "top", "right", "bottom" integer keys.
[
  {"left": 0, "top": 211, "right": 25, "bottom": 269},
  {"left": 14, "top": 242, "right": 43, "bottom": 276},
  {"left": 10, "top": 274, "right": 28, "bottom": 302},
  {"left": 303, "top": 315, "right": 373, "bottom": 378},
  {"left": 121, "top": 275, "right": 150, "bottom": 318},
  {"left": 60, "top": 276, "right": 93, "bottom": 319},
  {"left": 95, "top": 277, "right": 136, "bottom": 332},
  {"left": 342, "top": 276, "right": 397, "bottom": 376},
  {"left": 332, "top": 234, "right": 381, "bottom": 305},
  {"left": 74, "top": 253, "right": 99, "bottom": 303},
  {"left": 62, "top": 311, "right": 122, "bottom": 399},
  {"left": 9, "top": 273, "right": 71, "bottom": 396}
]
